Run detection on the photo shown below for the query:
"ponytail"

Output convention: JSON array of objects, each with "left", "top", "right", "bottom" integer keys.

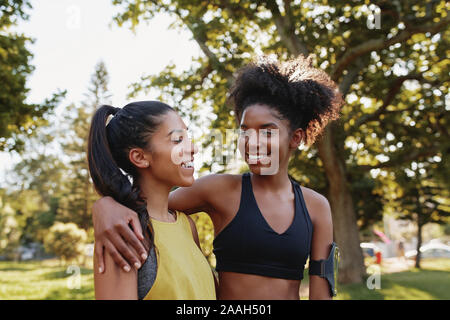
[
  {"left": 88, "top": 105, "right": 119, "bottom": 198},
  {"left": 87, "top": 104, "right": 154, "bottom": 249}
]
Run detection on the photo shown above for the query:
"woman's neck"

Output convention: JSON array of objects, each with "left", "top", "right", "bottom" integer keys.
[
  {"left": 251, "top": 165, "right": 292, "bottom": 194},
  {"left": 137, "top": 172, "right": 173, "bottom": 222}
]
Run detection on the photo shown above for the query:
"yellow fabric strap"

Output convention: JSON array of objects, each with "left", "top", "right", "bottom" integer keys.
[{"left": 143, "top": 211, "right": 216, "bottom": 300}]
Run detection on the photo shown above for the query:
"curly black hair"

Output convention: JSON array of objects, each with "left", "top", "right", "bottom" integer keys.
[{"left": 227, "top": 55, "right": 343, "bottom": 146}]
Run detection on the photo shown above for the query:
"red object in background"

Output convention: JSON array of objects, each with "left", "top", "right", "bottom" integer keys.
[{"left": 375, "top": 251, "right": 382, "bottom": 264}]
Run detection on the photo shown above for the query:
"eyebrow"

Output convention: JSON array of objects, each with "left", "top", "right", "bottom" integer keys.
[
  {"left": 261, "top": 122, "right": 279, "bottom": 128},
  {"left": 167, "top": 128, "right": 187, "bottom": 136},
  {"left": 240, "top": 123, "right": 279, "bottom": 128}
]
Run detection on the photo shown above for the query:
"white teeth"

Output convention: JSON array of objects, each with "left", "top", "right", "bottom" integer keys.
[
  {"left": 181, "top": 161, "right": 193, "bottom": 168},
  {"left": 248, "top": 154, "right": 264, "bottom": 160}
]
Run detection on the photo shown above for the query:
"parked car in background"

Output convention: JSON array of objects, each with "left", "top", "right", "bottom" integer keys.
[
  {"left": 360, "top": 242, "right": 382, "bottom": 257},
  {"left": 20, "top": 248, "right": 35, "bottom": 261},
  {"left": 405, "top": 242, "right": 450, "bottom": 259},
  {"left": 16, "top": 245, "right": 37, "bottom": 261},
  {"left": 13, "top": 242, "right": 54, "bottom": 261}
]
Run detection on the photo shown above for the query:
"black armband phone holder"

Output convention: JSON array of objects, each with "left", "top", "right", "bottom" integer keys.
[{"left": 308, "top": 242, "right": 340, "bottom": 297}]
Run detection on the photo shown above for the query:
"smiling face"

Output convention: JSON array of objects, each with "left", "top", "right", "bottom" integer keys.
[
  {"left": 131, "top": 110, "right": 198, "bottom": 188},
  {"left": 238, "top": 103, "right": 301, "bottom": 176}
]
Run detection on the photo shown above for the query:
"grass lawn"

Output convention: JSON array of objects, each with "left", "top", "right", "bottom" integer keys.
[
  {"left": 0, "top": 259, "right": 94, "bottom": 300},
  {"left": 1, "top": 258, "right": 449, "bottom": 300}
]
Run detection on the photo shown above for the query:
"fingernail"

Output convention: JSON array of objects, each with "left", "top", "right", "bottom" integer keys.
[
  {"left": 134, "top": 262, "right": 141, "bottom": 269},
  {"left": 123, "top": 265, "right": 131, "bottom": 272},
  {"left": 141, "top": 253, "right": 147, "bottom": 260},
  {"left": 98, "top": 267, "right": 103, "bottom": 273}
]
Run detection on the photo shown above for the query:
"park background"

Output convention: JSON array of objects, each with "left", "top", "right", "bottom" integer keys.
[{"left": 0, "top": 0, "right": 449, "bottom": 300}]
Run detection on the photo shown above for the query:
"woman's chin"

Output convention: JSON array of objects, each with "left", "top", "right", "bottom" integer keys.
[
  {"left": 248, "top": 163, "right": 278, "bottom": 176},
  {"left": 177, "top": 169, "right": 195, "bottom": 186}
]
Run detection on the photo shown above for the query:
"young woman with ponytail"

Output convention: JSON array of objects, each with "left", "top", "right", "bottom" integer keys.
[
  {"left": 91, "top": 55, "right": 344, "bottom": 300},
  {"left": 88, "top": 101, "right": 216, "bottom": 300}
]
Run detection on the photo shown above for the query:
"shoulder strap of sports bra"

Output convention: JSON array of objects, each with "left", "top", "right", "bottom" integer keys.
[
  {"left": 238, "top": 173, "right": 254, "bottom": 211},
  {"left": 241, "top": 172, "right": 251, "bottom": 192}
]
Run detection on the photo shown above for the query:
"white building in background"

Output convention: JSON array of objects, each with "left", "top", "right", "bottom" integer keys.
[{"left": 378, "top": 215, "right": 448, "bottom": 258}]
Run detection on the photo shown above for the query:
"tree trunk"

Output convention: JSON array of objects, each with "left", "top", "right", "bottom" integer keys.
[
  {"left": 317, "top": 125, "right": 366, "bottom": 284},
  {"left": 415, "top": 218, "right": 423, "bottom": 269}
]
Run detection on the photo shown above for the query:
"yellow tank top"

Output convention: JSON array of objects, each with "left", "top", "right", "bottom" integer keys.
[{"left": 143, "top": 211, "right": 216, "bottom": 300}]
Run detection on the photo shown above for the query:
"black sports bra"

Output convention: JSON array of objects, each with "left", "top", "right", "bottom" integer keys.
[{"left": 213, "top": 173, "right": 313, "bottom": 280}]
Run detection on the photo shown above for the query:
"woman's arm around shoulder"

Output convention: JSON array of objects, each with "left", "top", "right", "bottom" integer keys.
[{"left": 169, "top": 173, "right": 241, "bottom": 215}]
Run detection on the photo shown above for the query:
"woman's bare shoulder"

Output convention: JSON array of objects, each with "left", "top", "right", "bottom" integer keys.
[
  {"left": 195, "top": 173, "right": 243, "bottom": 215},
  {"left": 94, "top": 249, "right": 138, "bottom": 299},
  {"left": 299, "top": 186, "right": 331, "bottom": 226}
]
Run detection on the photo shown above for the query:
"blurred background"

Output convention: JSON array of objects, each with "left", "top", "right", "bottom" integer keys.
[{"left": 0, "top": 0, "right": 449, "bottom": 300}]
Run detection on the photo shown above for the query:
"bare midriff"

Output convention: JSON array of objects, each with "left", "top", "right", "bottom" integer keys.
[{"left": 217, "top": 271, "right": 301, "bottom": 300}]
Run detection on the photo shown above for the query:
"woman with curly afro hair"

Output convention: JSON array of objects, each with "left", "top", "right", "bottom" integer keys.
[{"left": 92, "top": 54, "right": 344, "bottom": 300}]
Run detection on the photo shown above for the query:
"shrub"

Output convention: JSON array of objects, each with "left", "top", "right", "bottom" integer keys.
[{"left": 43, "top": 222, "right": 87, "bottom": 264}]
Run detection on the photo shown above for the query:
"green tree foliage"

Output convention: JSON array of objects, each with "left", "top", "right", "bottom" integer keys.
[
  {"left": 57, "top": 61, "right": 111, "bottom": 230},
  {"left": 111, "top": 0, "right": 449, "bottom": 283},
  {"left": 0, "top": 188, "right": 22, "bottom": 258},
  {"left": 9, "top": 121, "right": 67, "bottom": 244},
  {"left": 190, "top": 212, "right": 215, "bottom": 265},
  {"left": 0, "top": 0, "right": 64, "bottom": 151},
  {"left": 0, "top": 186, "right": 50, "bottom": 258},
  {"left": 43, "top": 222, "right": 87, "bottom": 264},
  {"left": 391, "top": 162, "right": 450, "bottom": 268},
  {"left": 3, "top": 62, "right": 111, "bottom": 255}
]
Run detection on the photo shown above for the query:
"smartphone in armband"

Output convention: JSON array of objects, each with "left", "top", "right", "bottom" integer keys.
[{"left": 308, "top": 242, "right": 340, "bottom": 297}]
